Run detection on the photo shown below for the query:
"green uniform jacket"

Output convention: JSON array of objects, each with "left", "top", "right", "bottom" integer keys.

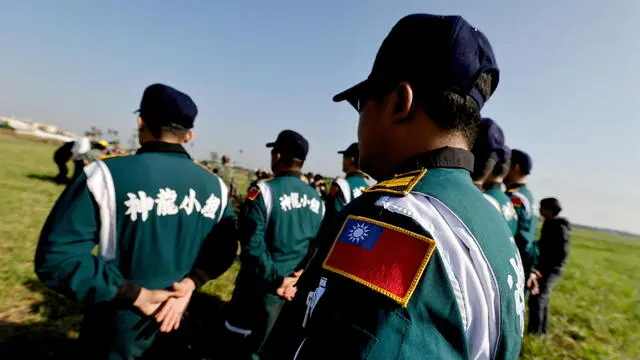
[
  {"left": 35, "top": 142, "right": 238, "bottom": 360},
  {"left": 483, "top": 182, "right": 518, "bottom": 236},
  {"left": 506, "top": 183, "right": 538, "bottom": 275},
  {"left": 264, "top": 148, "right": 524, "bottom": 360},
  {"left": 324, "top": 172, "right": 371, "bottom": 219},
  {"left": 226, "top": 171, "right": 325, "bottom": 336}
]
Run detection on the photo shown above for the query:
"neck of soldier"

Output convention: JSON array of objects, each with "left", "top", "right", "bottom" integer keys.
[
  {"left": 140, "top": 132, "right": 186, "bottom": 145},
  {"left": 273, "top": 163, "right": 302, "bottom": 175},
  {"left": 486, "top": 175, "right": 505, "bottom": 185},
  {"left": 505, "top": 174, "right": 527, "bottom": 187},
  {"left": 374, "top": 127, "right": 468, "bottom": 180},
  {"left": 343, "top": 164, "right": 360, "bottom": 175}
]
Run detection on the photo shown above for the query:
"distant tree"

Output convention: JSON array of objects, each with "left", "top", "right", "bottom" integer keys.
[
  {"left": 89, "top": 126, "right": 103, "bottom": 138},
  {"left": 210, "top": 152, "right": 220, "bottom": 164},
  {"left": 128, "top": 129, "right": 139, "bottom": 151}
]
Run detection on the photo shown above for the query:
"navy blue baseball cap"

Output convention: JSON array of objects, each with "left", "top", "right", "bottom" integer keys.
[
  {"left": 511, "top": 149, "right": 532, "bottom": 175},
  {"left": 135, "top": 83, "right": 198, "bottom": 129},
  {"left": 338, "top": 143, "right": 359, "bottom": 158},
  {"left": 333, "top": 14, "right": 499, "bottom": 111},
  {"left": 266, "top": 130, "right": 309, "bottom": 160},
  {"left": 472, "top": 117, "right": 509, "bottom": 163}
]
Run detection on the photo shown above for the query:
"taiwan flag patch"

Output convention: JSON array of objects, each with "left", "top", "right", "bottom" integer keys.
[
  {"left": 247, "top": 187, "right": 260, "bottom": 201},
  {"left": 322, "top": 215, "right": 436, "bottom": 307}
]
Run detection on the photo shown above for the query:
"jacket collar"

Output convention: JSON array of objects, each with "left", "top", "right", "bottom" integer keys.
[
  {"left": 136, "top": 142, "right": 190, "bottom": 158},
  {"left": 394, "top": 147, "right": 474, "bottom": 175}
]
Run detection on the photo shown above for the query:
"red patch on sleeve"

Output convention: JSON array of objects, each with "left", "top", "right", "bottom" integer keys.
[
  {"left": 247, "top": 187, "right": 260, "bottom": 201},
  {"left": 511, "top": 196, "right": 522, "bottom": 207},
  {"left": 329, "top": 185, "right": 339, "bottom": 196}
]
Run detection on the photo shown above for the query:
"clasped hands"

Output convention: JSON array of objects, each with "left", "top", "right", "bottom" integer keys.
[
  {"left": 276, "top": 269, "right": 303, "bottom": 301},
  {"left": 132, "top": 277, "right": 196, "bottom": 333}
]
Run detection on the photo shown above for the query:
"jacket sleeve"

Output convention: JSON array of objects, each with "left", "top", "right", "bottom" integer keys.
[
  {"left": 323, "top": 181, "right": 346, "bottom": 221},
  {"left": 188, "top": 202, "right": 239, "bottom": 288},
  {"left": 34, "top": 173, "right": 136, "bottom": 305},
  {"left": 238, "top": 191, "right": 281, "bottom": 289}
]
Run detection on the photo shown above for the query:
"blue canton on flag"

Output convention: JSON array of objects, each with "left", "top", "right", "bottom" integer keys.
[{"left": 337, "top": 218, "right": 384, "bottom": 250}]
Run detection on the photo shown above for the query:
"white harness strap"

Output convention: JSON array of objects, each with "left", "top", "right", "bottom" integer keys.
[
  {"left": 334, "top": 178, "right": 351, "bottom": 204},
  {"left": 217, "top": 176, "right": 229, "bottom": 223},
  {"left": 256, "top": 181, "right": 273, "bottom": 224},
  {"left": 84, "top": 161, "right": 117, "bottom": 263}
]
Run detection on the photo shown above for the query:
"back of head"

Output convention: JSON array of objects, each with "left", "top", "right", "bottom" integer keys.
[
  {"left": 332, "top": 14, "right": 499, "bottom": 178},
  {"left": 266, "top": 130, "right": 309, "bottom": 171},
  {"left": 136, "top": 83, "right": 198, "bottom": 142},
  {"left": 540, "top": 197, "right": 562, "bottom": 216},
  {"left": 510, "top": 149, "right": 532, "bottom": 176},
  {"left": 471, "top": 118, "right": 509, "bottom": 182}
]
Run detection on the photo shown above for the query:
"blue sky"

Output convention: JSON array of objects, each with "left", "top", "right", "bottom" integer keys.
[{"left": 1, "top": 0, "right": 638, "bottom": 233}]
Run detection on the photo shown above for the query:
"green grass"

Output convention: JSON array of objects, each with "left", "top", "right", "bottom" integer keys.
[{"left": 0, "top": 135, "right": 639, "bottom": 359}]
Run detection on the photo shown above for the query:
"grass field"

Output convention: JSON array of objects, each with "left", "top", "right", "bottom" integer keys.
[{"left": 0, "top": 135, "right": 639, "bottom": 359}]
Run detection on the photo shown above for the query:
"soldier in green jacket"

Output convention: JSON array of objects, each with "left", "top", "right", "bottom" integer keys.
[
  {"left": 264, "top": 13, "right": 524, "bottom": 360},
  {"left": 470, "top": 118, "right": 518, "bottom": 235},
  {"left": 505, "top": 149, "right": 538, "bottom": 279},
  {"left": 324, "top": 143, "right": 372, "bottom": 219},
  {"left": 223, "top": 130, "right": 325, "bottom": 360},
  {"left": 35, "top": 83, "right": 238, "bottom": 360}
]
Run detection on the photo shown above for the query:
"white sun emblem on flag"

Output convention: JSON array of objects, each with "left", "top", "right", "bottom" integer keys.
[{"left": 348, "top": 222, "right": 370, "bottom": 243}]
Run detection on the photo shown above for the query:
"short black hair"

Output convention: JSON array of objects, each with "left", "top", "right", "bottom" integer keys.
[
  {"left": 277, "top": 154, "right": 304, "bottom": 168},
  {"left": 491, "top": 161, "right": 509, "bottom": 178},
  {"left": 471, "top": 156, "right": 496, "bottom": 182},
  {"left": 420, "top": 72, "right": 494, "bottom": 146},
  {"left": 145, "top": 122, "right": 190, "bottom": 139},
  {"left": 540, "top": 197, "right": 562, "bottom": 216}
]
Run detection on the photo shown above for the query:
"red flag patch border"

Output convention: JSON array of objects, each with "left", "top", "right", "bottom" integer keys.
[
  {"left": 322, "top": 215, "right": 437, "bottom": 307},
  {"left": 247, "top": 187, "right": 260, "bottom": 201}
]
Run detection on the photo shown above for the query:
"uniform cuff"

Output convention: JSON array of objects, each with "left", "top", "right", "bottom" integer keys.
[
  {"left": 115, "top": 280, "right": 142, "bottom": 304},
  {"left": 187, "top": 269, "right": 210, "bottom": 289}
]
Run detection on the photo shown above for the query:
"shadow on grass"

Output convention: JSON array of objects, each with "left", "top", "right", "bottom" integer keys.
[
  {"left": 25, "top": 173, "right": 67, "bottom": 184},
  {"left": 1, "top": 280, "right": 231, "bottom": 360},
  {"left": 0, "top": 280, "right": 82, "bottom": 359}
]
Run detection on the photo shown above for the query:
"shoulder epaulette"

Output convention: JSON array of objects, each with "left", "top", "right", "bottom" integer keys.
[
  {"left": 194, "top": 160, "right": 215, "bottom": 174},
  {"left": 99, "top": 152, "right": 132, "bottom": 161},
  {"left": 363, "top": 169, "right": 426, "bottom": 196}
]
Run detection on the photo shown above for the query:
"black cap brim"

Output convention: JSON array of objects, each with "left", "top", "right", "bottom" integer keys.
[
  {"left": 266, "top": 142, "right": 276, "bottom": 148},
  {"left": 337, "top": 150, "right": 346, "bottom": 154},
  {"left": 332, "top": 79, "right": 369, "bottom": 109}
]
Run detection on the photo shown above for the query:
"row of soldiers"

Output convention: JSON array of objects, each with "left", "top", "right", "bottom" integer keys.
[{"left": 34, "top": 12, "right": 556, "bottom": 360}]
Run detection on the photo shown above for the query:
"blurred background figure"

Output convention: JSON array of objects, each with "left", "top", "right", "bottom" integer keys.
[
  {"left": 312, "top": 174, "right": 327, "bottom": 199},
  {"left": 527, "top": 197, "right": 571, "bottom": 336},
  {"left": 219, "top": 154, "right": 238, "bottom": 199},
  {"left": 52, "top": 132, "right": 96, "bottom": 184},
  {"left": 69, "top": 132, "right": 96, "bottom": 181}
]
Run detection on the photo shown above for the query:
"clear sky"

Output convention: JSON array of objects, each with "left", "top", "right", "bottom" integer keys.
[{"left": 1, "top": 0, "right": 638, "bottom": 233}]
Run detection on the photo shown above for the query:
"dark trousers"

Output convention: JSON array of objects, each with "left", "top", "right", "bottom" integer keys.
[
  {"left": 527, "top": 272, "right": 561, "bottom": 335},
  {"left": 72, "top": 160, "right": 85, "bottom": 182},
  {"left": 55, "top": 159, "right": 69, "bottom": 183},
  {"left": 223, "top": 293, "right": 285, "bottom": 360}
]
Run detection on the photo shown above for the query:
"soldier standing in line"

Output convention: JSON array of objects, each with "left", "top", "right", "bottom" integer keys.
[
  {"left": 264, "top": 13, "right": 525, "bottom": 360},
  {"left": 470, "top": 118, "right": 518, "bottom": 235},
  {"left": 504, "top": 149, "right": 538, "bottom": 279},
  {"left": 222, "top": 130, "right": 324, "bottom": 360},
  {"left": 35, "top": 83, "right": 238, "bottom": 359},
  {"left": 324, "top": 143, "right": 371, "bottom": 220}
]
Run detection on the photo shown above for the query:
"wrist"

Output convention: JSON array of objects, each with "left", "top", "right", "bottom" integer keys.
[{"left": 133, "top": 288, "right": 147, "bottom": 307}]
